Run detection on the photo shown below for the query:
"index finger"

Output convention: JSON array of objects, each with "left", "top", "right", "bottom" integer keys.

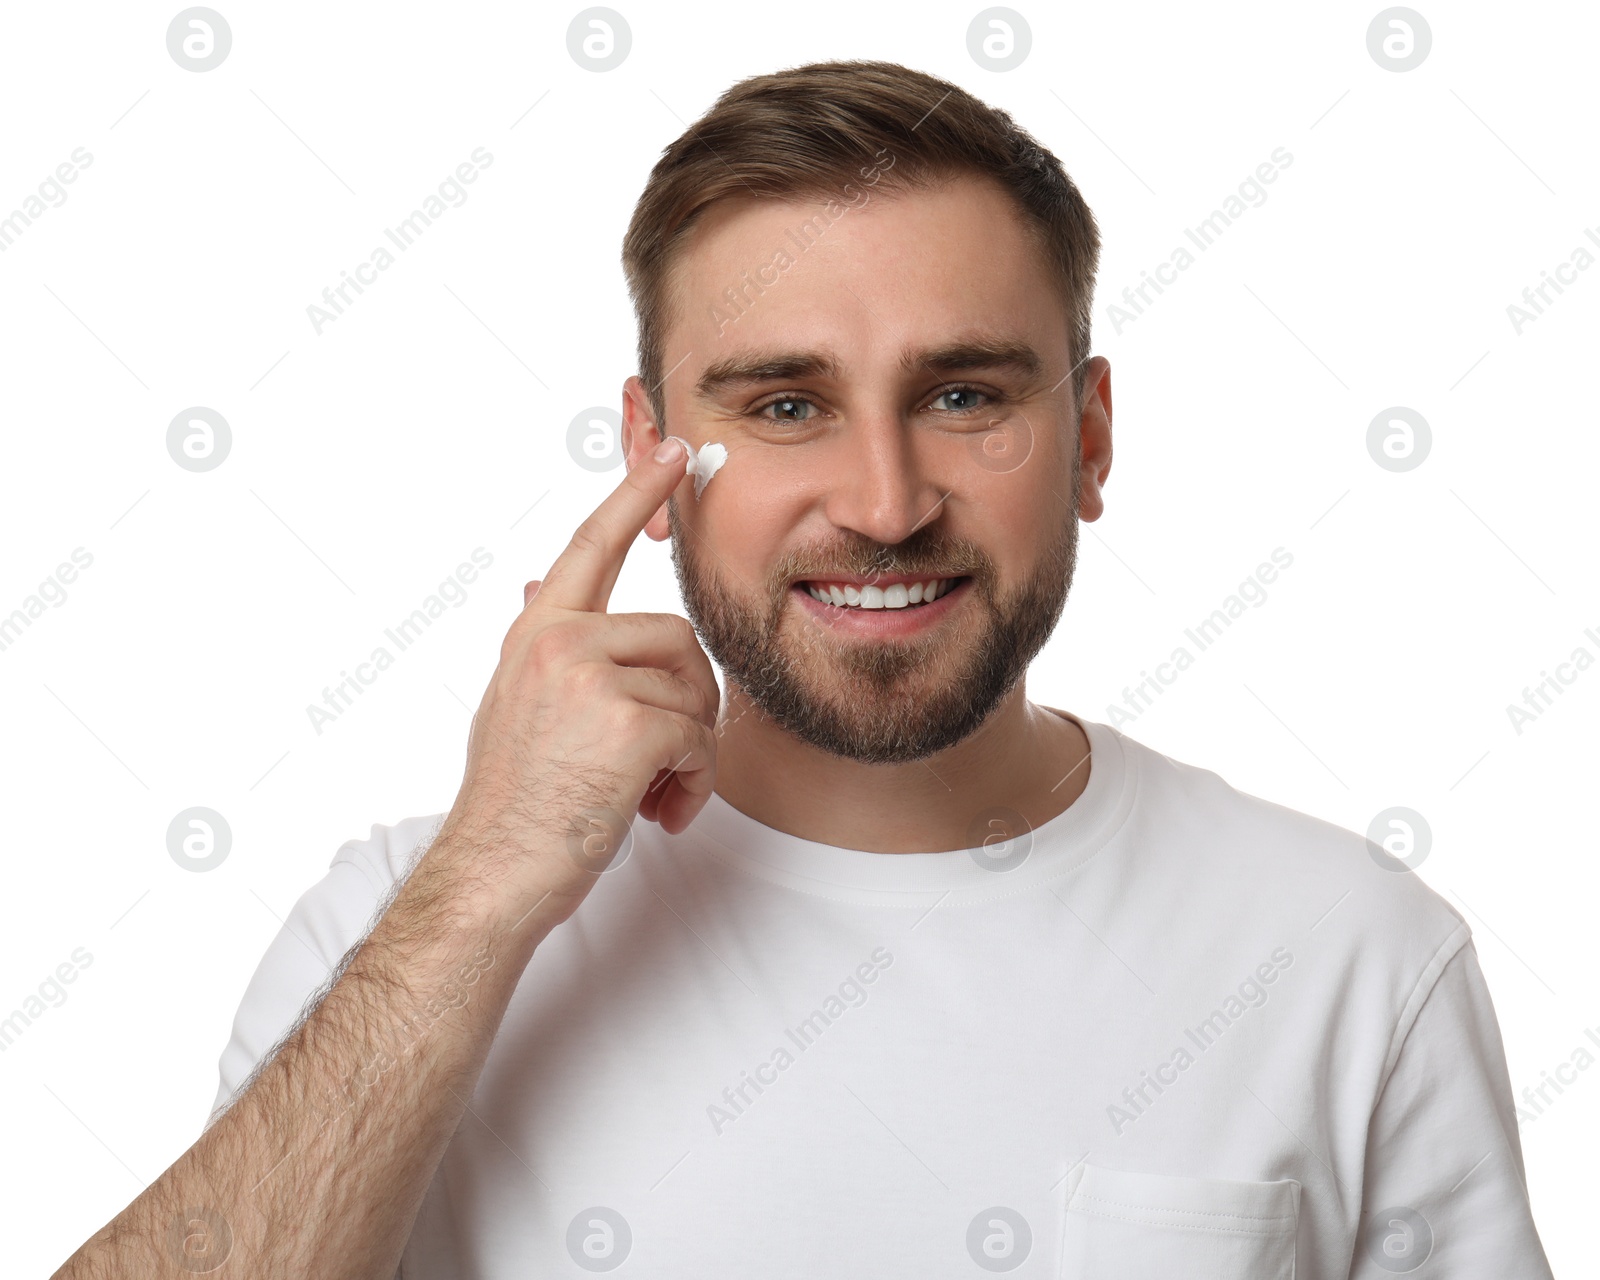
[{"left": 535, "top": 434, "right": 692, "bottom": 614}]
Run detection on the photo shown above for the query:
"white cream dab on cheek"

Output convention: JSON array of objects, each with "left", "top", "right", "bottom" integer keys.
[{"left": 685, "top": 441, "right": 727, "bottom": 500}]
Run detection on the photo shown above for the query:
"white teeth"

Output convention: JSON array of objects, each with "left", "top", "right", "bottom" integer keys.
[{"left": 805, "top": 578, "right": 957, "bottom": 610}]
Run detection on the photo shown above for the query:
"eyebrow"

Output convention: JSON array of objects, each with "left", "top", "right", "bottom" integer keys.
[{"left": 692, "top": 334, "right": 1045, "bottom": 400}]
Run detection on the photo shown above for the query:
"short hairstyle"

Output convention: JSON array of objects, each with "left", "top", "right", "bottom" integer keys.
[{"left": 621, "top": 58, "right": 1102, "bottom": 428}]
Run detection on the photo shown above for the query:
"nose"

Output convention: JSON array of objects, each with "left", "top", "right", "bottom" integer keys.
[{"left": 822, "top": 413, "right": 950, "bottom": 546}]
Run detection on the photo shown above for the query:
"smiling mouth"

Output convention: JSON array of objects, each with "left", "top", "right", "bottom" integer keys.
[{"left": 795, "top": 575, "right": 970, "bottom": 611}]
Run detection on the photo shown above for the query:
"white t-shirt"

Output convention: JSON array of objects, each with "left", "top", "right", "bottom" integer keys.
[{"left": 208, "top": 713, "right": 1554, "bottom": 1278}]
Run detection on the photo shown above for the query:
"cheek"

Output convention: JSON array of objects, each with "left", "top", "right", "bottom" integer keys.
[
  {"left": 960, "top": 459, "right": 1073, "bottom": 582},
  {"left": 982, "top": 477, "right": 1067, "bottom": 557},
  {"left": 959, "top": 414, "right": 1037, "bottom": 476},
  {"left": 969, "top": 422, "right": 1074, "bottom": 507},
  {"left": 688, "top": 449, "right": 803, "bottom": 573},
  {"left": 962, "top": 405, "right": 1076, "bottom": 484},
  {"left": 697, "top": 442, "right": 810, "bottom": 515}
]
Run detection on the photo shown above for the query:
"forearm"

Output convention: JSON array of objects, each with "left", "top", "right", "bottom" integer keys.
[{"left": 54, "top": 837, "right": 557, "bottom": 1279}]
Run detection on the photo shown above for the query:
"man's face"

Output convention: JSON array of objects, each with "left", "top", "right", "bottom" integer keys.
[{"left": 626, "top": 174, "right": 1108, "bottom": 765}]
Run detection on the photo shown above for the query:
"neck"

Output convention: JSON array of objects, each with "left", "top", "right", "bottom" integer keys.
[{"left": 709, "top": 682, "right": 1091, "bottom": 853}]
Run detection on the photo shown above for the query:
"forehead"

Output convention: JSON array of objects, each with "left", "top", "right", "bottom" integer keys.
[{"left": 662, "top": 174, "right": 1067, "bottom": 374}]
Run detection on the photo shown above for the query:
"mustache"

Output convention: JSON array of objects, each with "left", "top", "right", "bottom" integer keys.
[{"left": 776, "top": 535, "right": 989, "bottom": 588}]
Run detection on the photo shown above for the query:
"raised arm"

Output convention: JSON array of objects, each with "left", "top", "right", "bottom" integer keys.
[{"left": 53, "top": 434, "right": 720, "bottom": 1278}]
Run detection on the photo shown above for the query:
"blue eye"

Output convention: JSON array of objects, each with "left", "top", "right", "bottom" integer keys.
[
  {"left": 756, "top": 396, "right": 816, "bottom": 422},
  {"left": 930, "top": 386, "right": 991, "bottom": 413},
  {"left": 749, "top": 385, "right": 996, "bottom": 422}
]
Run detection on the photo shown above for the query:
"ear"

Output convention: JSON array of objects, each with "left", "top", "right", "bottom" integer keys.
[
  {"left": 621, "top": 374, "right": 676, "bottom": 542},
  {"left": 1074, "top": 356, "right": 1113, "bottom": 522}
]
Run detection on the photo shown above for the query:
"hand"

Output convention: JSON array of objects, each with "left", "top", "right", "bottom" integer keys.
[{"left": 438, "top": 436, "right": 721, "bottom": 922}]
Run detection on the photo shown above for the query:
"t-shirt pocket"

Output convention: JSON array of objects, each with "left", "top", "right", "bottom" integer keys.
[{"left": 1059, "top": 1161, "right": 1300, "bottom": 1278}]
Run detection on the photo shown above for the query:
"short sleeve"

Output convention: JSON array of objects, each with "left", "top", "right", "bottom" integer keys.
[
  {"left": 204, "top": 855, "right": 390, "bottom": 1131},
  {"left": 1350, "top": 939, "right": 1555, "bottom": 1278},
  {"left": 203, "top": 815, "right": 444, "bottom": 1134}
]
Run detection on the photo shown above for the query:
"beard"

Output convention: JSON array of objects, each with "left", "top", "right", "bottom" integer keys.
[{"left": 666, "top": 450, "right": 1082, "bottom": 765}]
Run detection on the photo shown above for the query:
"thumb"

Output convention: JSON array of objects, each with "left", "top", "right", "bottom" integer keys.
[{"left": 524, "top": 579, "right": 543, "bottom": 607}]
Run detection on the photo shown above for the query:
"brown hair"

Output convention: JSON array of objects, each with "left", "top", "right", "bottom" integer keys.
[{"left": 621, "top": 58, "right": 1101, "bottom": 429}]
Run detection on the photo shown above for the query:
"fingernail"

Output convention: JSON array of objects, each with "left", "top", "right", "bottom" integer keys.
[{"left": 654, "top": 436, "right": 685, "bottom": 463}]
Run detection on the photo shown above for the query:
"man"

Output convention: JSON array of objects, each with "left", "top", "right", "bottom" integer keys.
[{"left": 57, "top": 59, "right": 1552, "bottom": 1279}]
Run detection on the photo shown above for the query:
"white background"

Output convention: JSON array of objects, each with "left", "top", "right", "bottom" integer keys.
[{"left": 1, "top": 1, "right": 1594, "bottom": 1274}]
